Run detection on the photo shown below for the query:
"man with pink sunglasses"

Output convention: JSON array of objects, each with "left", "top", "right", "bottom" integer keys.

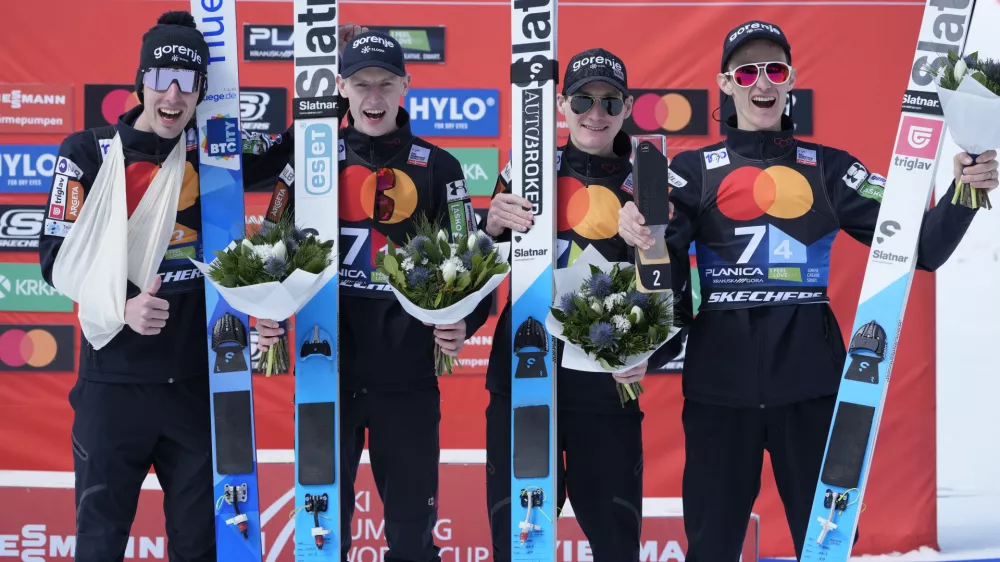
[{"left": 618, "top": 19, "right": 998, "bottom": 560}]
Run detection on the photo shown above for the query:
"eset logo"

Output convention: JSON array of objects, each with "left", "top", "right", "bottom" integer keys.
[
  {"left": 83, "top": 84, "right": 140, "bottom": 128},
  {"left": 717, "top": 166, "right": 813, "bottom": 220},
  {"left": 624, "top": 89, "right": 708, "bottom": 136},
  {"left": 0, "top": 325, "right": 75, "bottom": 372},
  {"left": 896, "top": 116, "right": 943, "bottom": 160}
]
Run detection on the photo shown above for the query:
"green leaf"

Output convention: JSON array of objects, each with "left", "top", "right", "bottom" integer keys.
[
  {"left": 383, "top": 255, "right": 399, "bottom": 276},
  {"left": 440, "top": 237, "right": 451, "bottom": 258},
  {"left": 434, "top": 292, "right": 443, "bottom": 307},
  {"left": 551, "top": 308, "right": 567, "bottom": 323},
  {"left": 456, "top": 272, "right": 472, "bottom": 291}
]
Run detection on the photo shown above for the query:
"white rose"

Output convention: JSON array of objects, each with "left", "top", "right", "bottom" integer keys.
[
  {"left": 468, "top": 233, "right": 479, "bottom": 252},
  {"left": 437, "top": 230, "right": 448, "bottom": 242},
  {"left": 591, "top": 300, "right": 603, "bottom": 315},
  {"left": 629, "top": 305, "right": 644, "bottom": 325},
  {"left": 241, "top": 238, "right": 255, "bottom": 253},
  {"left": 271, "top": 240, "right": 287, "bottom": 261}
]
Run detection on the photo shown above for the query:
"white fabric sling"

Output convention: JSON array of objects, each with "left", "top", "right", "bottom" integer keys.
[{"left": 51, "top": 132, "right": 187, "bottom": 350}]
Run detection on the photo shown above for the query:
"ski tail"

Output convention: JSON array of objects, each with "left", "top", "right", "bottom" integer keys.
[
  {"left": 191, "top": 0, "right": 264, "bottom": 559},
  {"left": 509, "top": 0, "right": 559, "bottom": 559},
  {"left": 800, "top": 0, "right": 976, "bottom": 558},
  {"left": 290, "top": 0, "right": 342, "bottom": 559}
]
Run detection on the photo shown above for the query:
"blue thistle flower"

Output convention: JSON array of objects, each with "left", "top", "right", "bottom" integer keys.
[
  {"left": 291, "top": 226, "right": 308, "bottom": 242},
  {"left": 459, "top": 251, "right": 473, "bottom": 272},
  {"left": 626, "top": 291, "right": 648, "bottom": 310},
  {"left": 263, "top": 256, "right": 287, "bottom": 279},
  {"left": 558, "top": 292, "right": 578, "bottom": 313},
  {"left": 588, "top": 322, "right": 618, "bottom": 350},
  {"left": 283, "top": 235, "right": 299, "bottom": 253},
  {"left": 586, "top": 273, "right": 613, "bottom": 299},
  {"left": 476, "top": 234, "right": 495, "bottom": 256},
  {"left": 406, "top": 266, "right": 432, "bottom": 287},
  {"left": 408, "top": 235, "right": 431, "bottom": 258},
  {"left": 259, "top": 223, "right": 275, "bottom": 238}
]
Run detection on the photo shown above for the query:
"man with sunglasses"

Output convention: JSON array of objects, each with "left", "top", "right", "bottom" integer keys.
[
  {"left": 253, "top": 30, "right": 491, "bottom": 562},
  {"left": 481, "top": 48, "right": 678, "bottom": 562},
  {"left": 34, "top": 11, "right": 341, "bottom": 562},
  {"left": 617, "top": 20, "right": 998, "bottom": 560}
]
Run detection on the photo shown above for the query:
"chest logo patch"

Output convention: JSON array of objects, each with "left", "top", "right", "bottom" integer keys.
[
  {"left": 717, "top": 165, "right": 813, "bottom": 221},
  {"left": 557, "top": 176, "right": 621, "bottom": 240},
  {"left": 339, "top": 165, "right": 418, "bottom": 224}
]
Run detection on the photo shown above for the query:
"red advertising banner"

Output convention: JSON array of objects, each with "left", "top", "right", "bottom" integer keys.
[
  {"left": 0, "top": 84, "right": 74, "bottom": 134},
  {"left": 0, "top": 463, "right": 758, "bottom": 561}
]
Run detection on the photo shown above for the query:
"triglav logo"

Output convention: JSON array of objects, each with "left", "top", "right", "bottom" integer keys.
[
  {"left": 907, "top": 125, "right": 934, "bottom": 149},
  {"left": 894, "top": 116, "right": 942, "bottom": 161}
]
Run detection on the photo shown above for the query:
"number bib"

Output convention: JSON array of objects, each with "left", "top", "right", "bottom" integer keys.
[{"left": 693, "top": 142, "right": 839, "bottom": 311}]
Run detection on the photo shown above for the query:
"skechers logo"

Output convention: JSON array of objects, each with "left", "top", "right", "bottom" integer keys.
[{"left": 707, "top": 290, "right": 823, "bottom": 303}]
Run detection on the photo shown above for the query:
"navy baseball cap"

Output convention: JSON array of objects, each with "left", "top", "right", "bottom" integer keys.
[
  {"left": 562, "top": 48, "right": 629, "bottom": 97},
  {"left": 340, "top": 30, "right": 406, "bottom": 78},
  {"left": 721, "top": 20, "right": 792, "bottom": 72}
]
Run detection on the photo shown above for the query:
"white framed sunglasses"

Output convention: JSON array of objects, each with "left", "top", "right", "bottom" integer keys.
[{"left": 723, "top": 61, "right": 792, "bottom": 88}]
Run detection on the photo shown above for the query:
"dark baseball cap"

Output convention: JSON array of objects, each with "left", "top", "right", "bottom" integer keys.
[
  {"left": 562, "top": 48, "right": 629, "bottom": 97},
  {"left": 720, "top": 20, "right": 792, "bottom": 73},
  {"left": 340, "top": 30, "right": 406, "bottom": 79}
]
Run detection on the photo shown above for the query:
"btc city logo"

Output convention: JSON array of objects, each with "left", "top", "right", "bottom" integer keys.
[{"left": 624, "top": 89, "right": 709, "bottom": 136}]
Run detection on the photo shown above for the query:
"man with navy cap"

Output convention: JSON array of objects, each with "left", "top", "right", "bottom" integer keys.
[
  {"left": 253, "top": 30, "right": 491, "bottom": 562},
  {"left": 618, "top": 19, "right": 997, "bottom": 560}
]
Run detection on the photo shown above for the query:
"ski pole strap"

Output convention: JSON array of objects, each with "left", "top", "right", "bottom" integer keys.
[{"left": 510, "top": 57, "right": 560, "bottom": 86}]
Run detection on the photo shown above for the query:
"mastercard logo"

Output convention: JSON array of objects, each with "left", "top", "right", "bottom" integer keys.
[
  {"left": 0, "top": 325, "right": 75, "bottom": 372},
  {"left": 340, "top": 165, "right": 418, "bottom": 225},
  {"left": 84, "top": 84, "right": 141, "bottom": 128},
  {"left": 625, "top": 89, "right": 709, "bottom": 136},
  {"left": 101, "top": 88, "right": 140, "bottom": 125},
  {"left": 558, "top": 177, "right": 621, "bottom": 240},
  {"left": 717, "top": 166, "right": 813, "bottom": 221}
]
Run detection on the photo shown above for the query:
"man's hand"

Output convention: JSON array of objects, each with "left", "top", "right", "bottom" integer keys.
[
  {"left": 954, "top": 150, "right": 999, "bottom": 192},
  {"left": 339, "top": 23, "right": 369, "bottom": 55},
  {"left": 124, "top": 276, "right": 169, "bottom": 336},
  {"left": 485, "top": 193, "right": 534, "bottom": 236},
  {"left": 256, "top": 319, "right": 284, "bottom": 354},
  {"left": 426, "top": 320, "right": 467, "bottom": 357},
  {"left": 619, "top": 201, "right": 655, "bottom": 250},
  {"left": 612, "top": 360, "right": 648, "bottom": 385}
]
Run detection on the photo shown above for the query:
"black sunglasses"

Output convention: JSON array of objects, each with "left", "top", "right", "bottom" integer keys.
[{"left": 567, "top": 94, "right": 625, "bottom": 117}]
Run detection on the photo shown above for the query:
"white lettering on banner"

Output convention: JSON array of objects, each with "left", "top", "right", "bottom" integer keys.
[
  {"left": 0, "top": 525, "right": 164, "bottom": 560},
  {"left": 408, "top": 96, "right": 495, "bottom": 122},
  {"left": 0, "top": 91, "right": 67, "bottom": 109},
  {"left": 1, "top": 152, "right": 56, "bottom": 179}
]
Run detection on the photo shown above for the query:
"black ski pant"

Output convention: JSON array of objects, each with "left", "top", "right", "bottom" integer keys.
[
  {"left": 69, "top": 376, "right": 215, "bottom": 562},
  {"left": 485, "top": 392, "right": 644, "bottom": 562},
  {"left": 340, "top": 387, "right": 442, "bottom": 562},
  {"left": 681, "top": 395, "right": 858, "bottom": 561}
]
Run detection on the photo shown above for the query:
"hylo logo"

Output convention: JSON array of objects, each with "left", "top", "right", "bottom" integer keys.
[
  {"left": 206, "top": 117, "right": 239, "bottom": 157},
  {"left": 410, "top": 95, "right": 496, "bottom": 123},
  {"left": 303, "top": 123, "right": 334, "bottom": 195}
]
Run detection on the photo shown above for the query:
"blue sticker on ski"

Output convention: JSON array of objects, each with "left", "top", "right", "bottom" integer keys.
[
  {"left": 510, "top": 0, "right": 559, "bottom": 559},
  {"left": 291, "top": 0, "right": 342, "bottom": 558},
  {"left": 191, "top": 0, "right": 263, "bottom": 559},
  {"left": 800, "top": 0, "right": 975, "bottom": 558}
]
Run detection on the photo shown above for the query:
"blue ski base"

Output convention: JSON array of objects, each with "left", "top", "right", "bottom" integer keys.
[
  {"left": 293, "top": 277, "right": 341, "bottom": 560},
  {"left": 510, "top": 266, "right": 558, "bottom": 561},
  {"left": 801, "top": 273, "right": 912, "bottom": 560}
]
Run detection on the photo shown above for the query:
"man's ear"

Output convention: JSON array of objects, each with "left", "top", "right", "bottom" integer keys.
[
  {"left": 717, "top": 72, "right": 734, "bottom": 97},
  {"left": 336, "top": 75, "right": 348, "bottom": 97}
]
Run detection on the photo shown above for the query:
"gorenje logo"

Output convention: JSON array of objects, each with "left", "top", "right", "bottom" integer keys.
[
  {"left": 571, "top": 55, "right": 623, "bottom": 77},
  {"left": 728, "top": 22, "right": 783, "bottom": 43},
  {"left": 352, "top": 34, "right": 396, "bottom": 50},
  {"left": 292, "top": 0, "right": 339, "bottom": 120},
  {"left": 0, "top": 205, "right": 44, "bottom": 250},
  {"left": 153, "top": 44, "right": 203, "bottom": 66},
  {"left": 407, "top": 89, "right": 499, "bottom": 137}
]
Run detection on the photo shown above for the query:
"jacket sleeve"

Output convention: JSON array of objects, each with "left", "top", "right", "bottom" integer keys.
[
  {"left": 242, "top": 126, "right": 295, "bottom": 195},
  {"left": 38, "top": 131, "right": 144, "bottom": 301},
  {"left": 824, "top": 147, "right": 979, "bottom": 272},
  {"left": 432, "top": 148, "right": 493, "bottom": 338},
  {"left": 480, "top": 159, "right": 513, "bottom": 243},
  {"left": 647, "top": 150, "right": 703, "bottom": 368}
]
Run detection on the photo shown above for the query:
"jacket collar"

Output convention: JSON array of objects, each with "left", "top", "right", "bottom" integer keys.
[
  {"left": 563, "top": 130, "right": 632, "bottom": 179},
  {"left": 344, "top": 108, "right": 414, "bottom": 165},
  {"left": 116, "top": 105, "right": 187, "bottom": 163},
  {"left": 722, "top": 113, "right": 796, "bottom": 162}
]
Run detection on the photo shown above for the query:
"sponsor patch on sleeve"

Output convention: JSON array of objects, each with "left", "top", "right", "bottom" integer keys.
[
  {"left": 55, "top": 156, "right": 83, "bottom": 180},
  {"left": 866, "top": 172, "right": 887, "bottom": 187},
  {"left": 279, "top": 163, "right": 295, "bottom": 187},
  {"left": 858, "top": 173, "right": 885, "bottom": 203},
  {"left": 500, "top": 160, "right": 512, "bottom": 184},
  {"left": 407, "top": 145, "right": 430, "bottom": 167},
  {"left": 47, "top": 174, "right": 70, "bottom": 220},
  {"left": 99, "top": 139, "right": 113, "bottom": 160},
  {"left": 66, "top": 180, "right": 85, "bottom": 222},
  {"left": 704, "top": 148, "right": 730, "bottom": 170},
  {"left": 842, "top": 162, "right": 868, "bottom": 190},
  {"left": 338, "top": 139, "right": 346, "bottom": 161},
  {"left": 667, "top": 169, "right": 688, "bottom": 188},
  {"left": 556, "top": 150, "right": 563, "bottom": 171},
  {"left": 44, "top": 218, "right": 73, "bottom": 238},
  {"left": 446, "top": 179, "right": 469, "bottom": 203}
]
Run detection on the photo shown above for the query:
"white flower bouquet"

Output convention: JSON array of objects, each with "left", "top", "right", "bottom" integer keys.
[
  {"left": 928, "top": 50, "right": 1000, "bottom": 210},
  {"left": 374, "top": 213, "right": 510, "bottom": 376},
  {"left": 189, "top": 213, "right": 337, "bottom": 376}
]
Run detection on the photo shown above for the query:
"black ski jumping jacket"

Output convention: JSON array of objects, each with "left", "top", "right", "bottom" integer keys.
[
  {"left": 483, "top": 132, "right": 682, "bottom": 414},
  {"left": 250, "top": 109, "right": 492, "bottom": 394},
  {"left": 665, "top": 115, "right": 979, "bottom": 408},
  {"left": 38, "top": 104, "right": 275, "bottom": 385}
]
